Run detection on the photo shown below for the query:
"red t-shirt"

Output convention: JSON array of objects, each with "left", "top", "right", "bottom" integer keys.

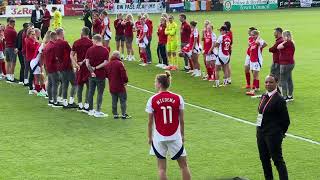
[
  {"left": 146, "top": 91, "right": 183, "bottom": 137},
  {"left": 279, "top": 40, "right": 295, "bottom": 65},
  {"left": 203, "top": 32, "right": 216, "bottom": 55},
  {"left": 114, "top": 19, "right": 125, "bottom": 36},
  {"left": 55, "top": 39, "right": 72, "bottom": 71},
  {"left": 135, "top": 20, "right": 142, "bottom": 37},
  {"left": 105, "top": 57, "right": 128, "bottom": 93},
  {"left": 218, "top": 34, "right": 231, "bottom": 57},
  {"left": 4, "top": 26, "right": 17, "bottom": 48},
  {"left": 180, "top": 21, "right": 191, "bottom": 44},
  {"left": 157, "top": 24, "right": 167, "bottom": 45},
  {"left": 249, "top": 39, "right": 265, "bottom": 62},
  {"left": 85, "top": 45, "right": 109, "bottom": 79},
  {"left": 0, "top": 39, "right": 4, "bottom": 51},
  {"left": 72, "top": 37, "right": 93, "bottom": 62},
  {"left": 269, "top": 37, "right": 284, "bottom": 64},
  {"left": 145, "top": 19, "right": 153, "bottom": 38},
  {"left": 25, "top": 37, "right": 40, "bottom": 61},
  {"left": 246, "top": 36, "right": 254, "bottom": 55},
  {"left": 124, "top": 21, "right": 134, "bottom": 37},
  {"left": 43, "top": 41, "right": 57, "bottom": 73},
  {"left": 93, "top": 18, "right": 102, "bottom": 34},
  {"left": 42, "top": 10, "right": 51, "bottom": 28}
]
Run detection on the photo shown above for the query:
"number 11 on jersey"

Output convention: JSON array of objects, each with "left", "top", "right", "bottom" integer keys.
[{"left": 161, "top": 106, "right": 173, "bottom": 124}]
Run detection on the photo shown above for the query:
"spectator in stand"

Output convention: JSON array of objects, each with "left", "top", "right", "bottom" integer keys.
[
  {"left": 15, "top": 23, "right": 29, "bottom": 84},
  {"left": 4, "top": 18, "right": 18, "bottom": 83},
  {"left": 114, "top": 13, "right": 125, "bottom": 59},
  {"left": 51, "top": 7, "right": 62, "bottom": 30},
  {"left": 41, "top": 4, "right": 51, "bottom": 39},
  {"left": 31, "top": 4, "right": 43, "bottom": 29},
  {"left": 105, "top": 51, "right": 131, "bottom": 119},
  {"left": 85, "top": 34, "right": 109, "bottom": 117},
  {"left": 123, "top": 13, "right": 135, "bottom": 61},
  {"left": 156, "top": 17, "right": 168, "bottom": 69},
  {"left": 92, "top": 11, "right": 102, "bottom": 36},
  {"left": 179, "top": 14, "right": 191, "bottom": 72},
  {"left": 277, "top": 30, "right": 295, "bottom": 102},
  {"left": 144, "top": 13, "right": 153, "bottom": 64},
  {"left": 269, "top": 27, "right": 283, "bottom": 79}
]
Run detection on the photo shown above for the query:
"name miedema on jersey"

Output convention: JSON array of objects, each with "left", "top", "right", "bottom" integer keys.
[{"left": 156, "top": 98, "right": 176, "bottom": 105}]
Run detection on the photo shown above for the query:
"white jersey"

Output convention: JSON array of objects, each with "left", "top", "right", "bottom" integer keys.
[{"left": 103, "top": 17, "right": 112, "bottom": 40}]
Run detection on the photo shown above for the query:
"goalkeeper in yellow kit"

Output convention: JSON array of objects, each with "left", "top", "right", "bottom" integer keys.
[
  {"left": 165, "top": 15, "right": 178, "bottom": 70},
  {"left": 51, "top": 7, "right": 62, "bottom": 30}
]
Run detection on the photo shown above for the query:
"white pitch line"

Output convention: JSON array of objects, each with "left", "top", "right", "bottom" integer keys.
[{"left": 127, "top": 84, "right": 320, "bottom": 146}]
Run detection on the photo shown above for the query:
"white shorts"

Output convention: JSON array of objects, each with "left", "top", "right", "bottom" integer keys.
[
  {"left": 104, "top": 32, "right": 112, "bottom": 41},
  {"left": 139, "top": 42, "right": 146, "bottom": 48},
  {"left": 30, "top": 58, "right": 41, "bottom": 75},
  {"left": 250, "top": 61, "right": 262, "bottom": 72},
  {"left": 205, "top": 54, "right": 216, "bottom": 62},
  {"left": 192, "top": 46, "right": 202, "bottom": 55},
  {"left": 244, "top": 55, "right": 250, "bottom": 66},
  {"left": 0, "top": 51, "right": 4, "bottom": 59},
  {"left": 150, "top": 139, "right": 187, "bottom": 160},
  {"left": 216, "top": 55, "right": 230, "bottom": 66}
]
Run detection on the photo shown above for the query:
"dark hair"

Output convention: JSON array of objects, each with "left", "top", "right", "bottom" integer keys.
[
  {"left": 52, "top": 7, "right": 57, "bottom": 11},
  {"left": 275, "top": 27, "right": 283, "bottom": 34},
  {"left": 82, "top": 27, "right": 90, "bottom": 36},
  {"left": 56, "top": 28, "right": 64, "bottom": 36},
  {"left": 224, "top": 21, "right": 231, "bottom": 31},
  {"left": 156, "top": 71, "right": 171, "bottom": 89},
  {"left": 50, "top": 31, "right": 57, "bottom": 40},
  {"left": 220, "top": 25, "right": 228, "bottom": 32},
  {"left": 190, "top": 21, "right": 197, "bottom": 27},
  {"left": 268, "top": 74, "right": 279, "bottom": 83},
  {"left": 23, "top": 23, "right": 29, "bottom": 29},
  {"left": 92, "top": 34, "right": 102, "bottom": 42},
  {"left": 249, "top": 27, "right": 257, "bottom": 31},
  {"left": 9, "top": 19, "right": 15, "bottom": 24},
  {"left": 102, "top": 10, "right": 108, "bottom": 16},
  {"left": 180, "top": 14, "right": 186, "bottom": 20},
  {"left": 41, "top": 4, "right": 47, "bottom": 7},
  {"left": 7, "top": 17, "right": 12, "bottom": 23}
]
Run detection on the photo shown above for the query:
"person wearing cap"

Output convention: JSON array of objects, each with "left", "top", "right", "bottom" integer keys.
[
  {"left": 256, "top": 74, "right": 290, "bottom": 180},
  {"left": 269, "top": 27, "right": 283, "bottom": 79}
]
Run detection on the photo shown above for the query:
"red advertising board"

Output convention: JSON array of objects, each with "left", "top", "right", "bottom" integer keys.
[{"left": 64, "top": 4, "right": 84, "bottom": 16}]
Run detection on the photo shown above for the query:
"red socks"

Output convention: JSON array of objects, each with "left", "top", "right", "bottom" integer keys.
[
  {"left": 207, "top": 66, "right": 213, "bottom": 78},
  {"left": 35, "top": 84, "right": 41, "bottom": 92},
  {"left": 41, "top": 84, "right": 46, "bottom": 91},
  {"left": 245, "top": 72, "right": 250, "bottom": 86},
  {"left": 253, "top": 79, "right": 260, "bottom": 89},
  {"left": 1, "top": 61, "right": 6, "bottom": 75},
  {"left": 140, "top": 51, "right": 147, "bottom": 63}
]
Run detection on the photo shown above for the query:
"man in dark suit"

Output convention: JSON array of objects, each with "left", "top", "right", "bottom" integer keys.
[
  {"left": 256, "top": 74, "right": 290, "bottom": 180},
  {"left": 31, "top": 4, "right": 43, "bottom": 29}
]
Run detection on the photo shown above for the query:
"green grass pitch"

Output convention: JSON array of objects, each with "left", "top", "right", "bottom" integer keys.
[{"left": 0, "top": 9, "right": 319, "bottom": 179}]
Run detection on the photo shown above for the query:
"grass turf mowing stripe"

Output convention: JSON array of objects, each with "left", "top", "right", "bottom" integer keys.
[{"left": 127, "top": 84, "right": 320, "bottom": 146}]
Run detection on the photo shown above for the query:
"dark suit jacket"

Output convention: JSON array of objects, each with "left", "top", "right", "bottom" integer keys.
[
  {"left": 31, "top": 9, "right": 44, "bottom": 25},
  {"left": 257, "top": 92, "right": 290, "bottom": 135}
]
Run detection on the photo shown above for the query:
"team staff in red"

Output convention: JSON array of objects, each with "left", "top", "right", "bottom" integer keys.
[
  {"left": 55, "top": 28, "right": 77, "bottom": 108},
  {"left": 105, "top": 51, "right": 131, "bottom": 119},
  {"left": 4, "top": 18, "right": 18, "bottom": 82},
  {"left": 269, "top": 27, "right": 283, "bottom": 79},
  {"left": 41, "top": 4, "right": 51, "bottom": 39},
  {"left": 71, "top": 27, "right": 93, "bottom": 112},
  {"left": 123, "top": 14, "right": 135, "bottom": 61},
  {"left": 277, "top": 30, "right": 295, "bottom": 102},
  {"left": 92, "top": 12, "right": 102, "bottom": 36},
  {"left": 85, "top": 34, "right": 109, "bottom": 117},
  {"left": 0, "top": 25, "right": 5, "bottom": 79},
  {"left": 179, "top": 14, "right": 192, "bottom": 71},
  {"left": 146, "top": 71, "right": 191, "bottom": 180},
  {"left": 44, "top": 32, "right": 61, "bottom": 107},
  {"left": 114, "top": 13, "right": 125, "bottom": 59}
]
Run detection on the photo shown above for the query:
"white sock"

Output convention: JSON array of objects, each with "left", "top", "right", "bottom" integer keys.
[
  {"left": 69, "top": 97, "right": 74, "bottom": 104},
  {"left": 24, "top": 79, "right": 29, "bottom": 84},
  {"left": 78, "top": 103, "right": 83, "bottom": 109},
  {"left": 11, "top": 74, "right": 14, "bottom": 80},
  {"left": 215, "top": 80, "right": 220, "bottom": 86},
  {"left": 63, "top": 99, "right": 68, "bottom": 106},
  {"left": 84, "top": 103, "right": 89, "bottom": 109}
]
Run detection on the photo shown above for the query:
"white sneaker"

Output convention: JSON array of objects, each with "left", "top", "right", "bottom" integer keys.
[
  {"left": 88, "top": 110, "right": 95, "bottom": 116},
  {"left": 18, "top": 82, "right": 24, "bottom": 85},
  {"left": 29, "top": 90, "right": 36, "bottom": 95},
  {"left": 94, "top": 111, "right": 108, "bottom": 118},
  {"left": 139, "top": 63, "right": 147, "bottom": 66},
  {"left": 186, "top": 70, "right": 194, "bottom": 74},
  {"left": 194, "top": 70, "right": 202, "bottom": 77},
  {"left": 131, "top": 56, "right": 136, "bottom": 61},
  {"left": 57, "top": 97, "right": 63, "bottom": 103},
  {"left": 155, "top": 64, "right": 162, "bottom": 68}
]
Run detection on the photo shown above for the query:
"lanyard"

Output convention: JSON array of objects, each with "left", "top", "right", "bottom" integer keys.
[{"left": 258, "top": 94, "right": 275, "bottom": 114}]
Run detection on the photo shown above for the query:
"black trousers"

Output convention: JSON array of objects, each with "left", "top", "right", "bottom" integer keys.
[
  {"left": 41, "top": 26, "right": 49, "bottom": 39},
  {"left": 17, "top": 51, "right": 25, "bottom": 82},
  {"left": 257, "top": 131, "right": 288, "bottom": 180},
  {"left": 157, "top": 44, "right": 168, "bottom": 66},
  {"left": 34, "top": 23, "right": 42, "bottom": 30}
]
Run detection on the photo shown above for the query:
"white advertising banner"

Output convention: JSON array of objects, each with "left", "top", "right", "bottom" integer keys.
[
  {"left": 109, "top": 2, "right": 165, "bottom": 14},
  {"left": 1, "top": 5, "right": 64, "bottom": 17}
]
